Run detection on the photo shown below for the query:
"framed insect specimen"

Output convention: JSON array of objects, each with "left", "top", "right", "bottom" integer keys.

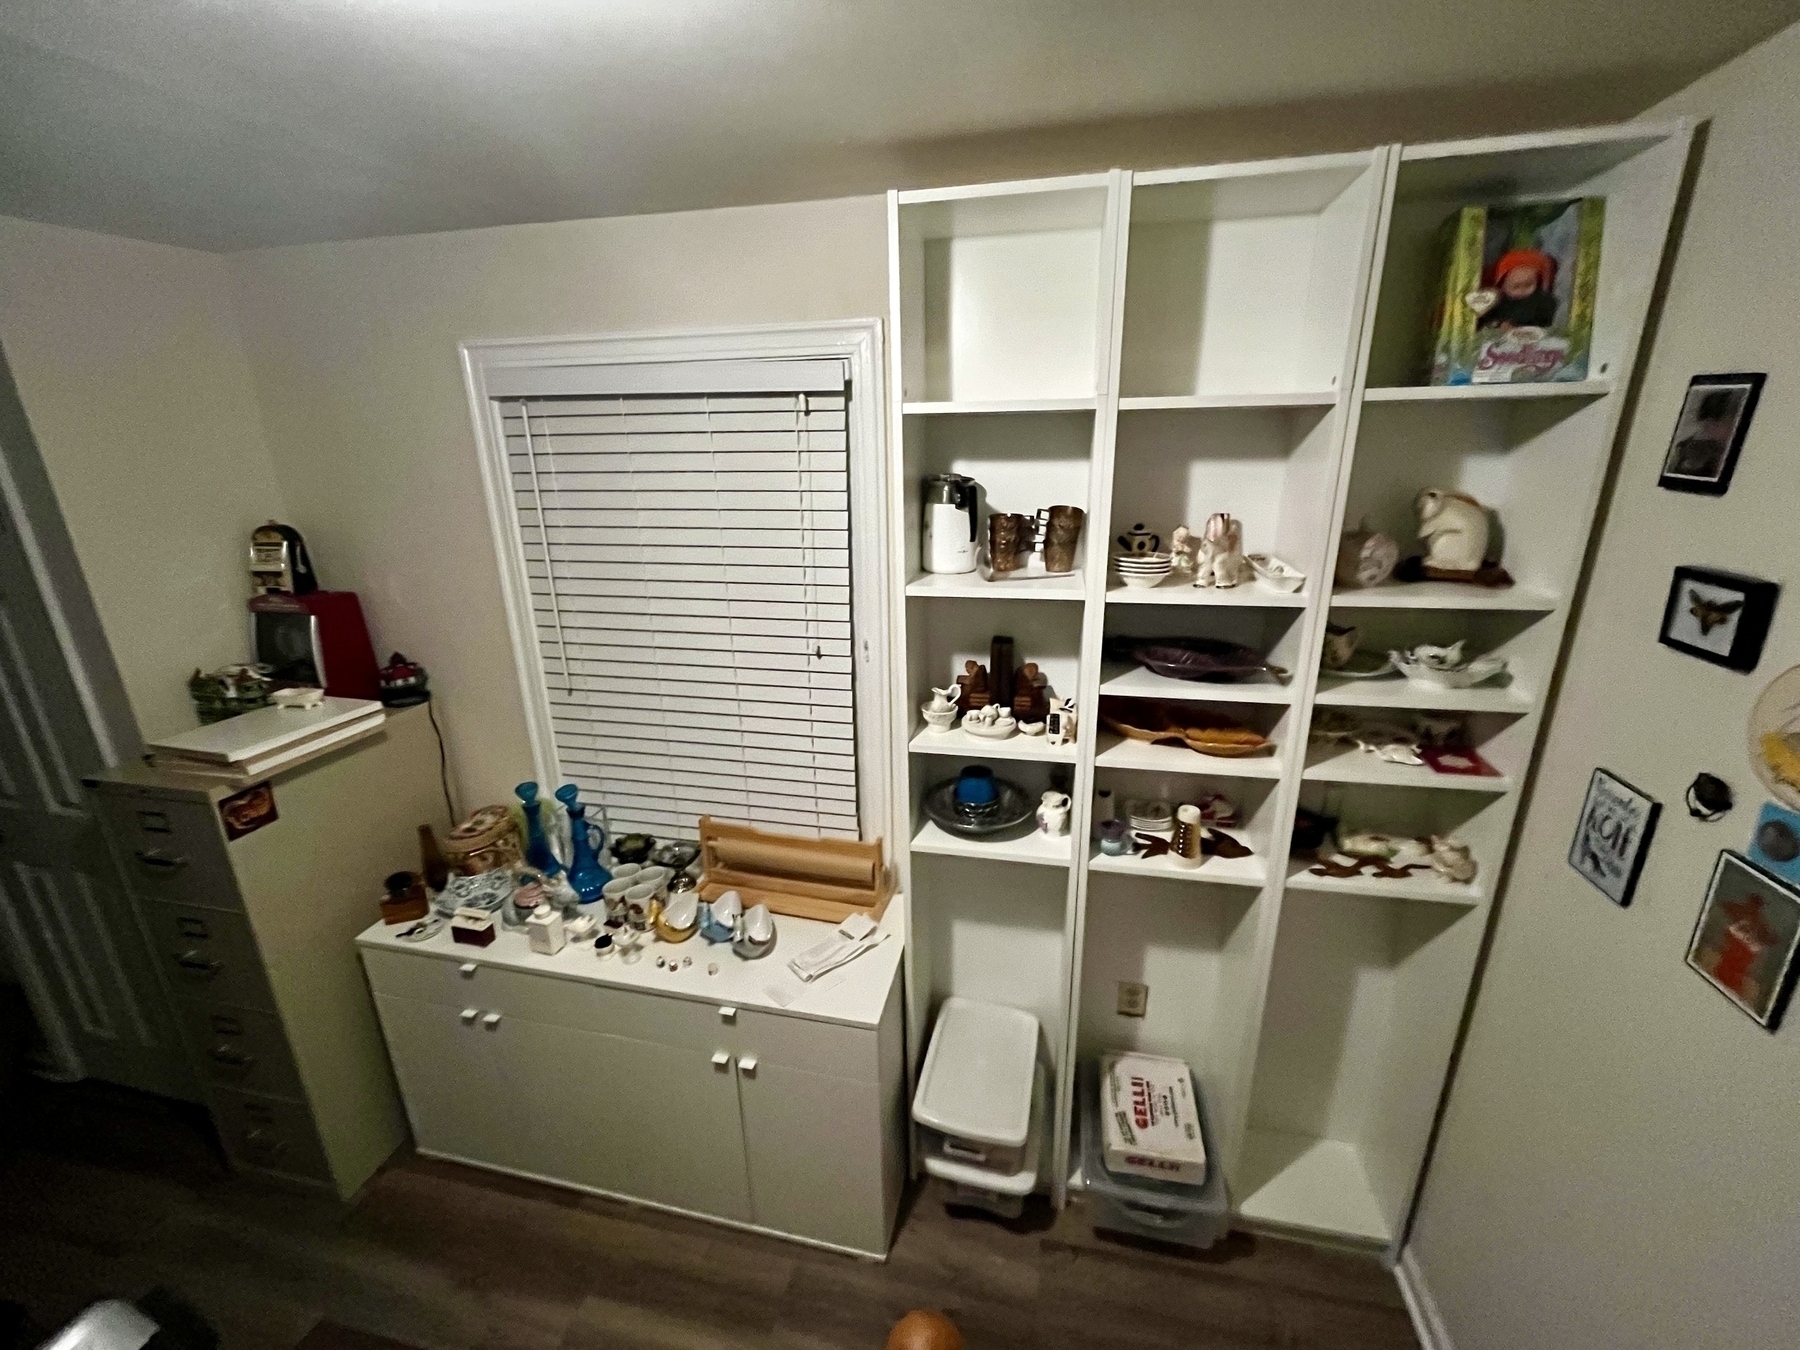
[{"left": 1659, "top": 566, "right": 1779, "bottom": 672}]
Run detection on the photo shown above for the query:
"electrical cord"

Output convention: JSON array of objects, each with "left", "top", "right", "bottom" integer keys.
[{"left": 425, "top": 695, "right": 457, "bottom": 824}]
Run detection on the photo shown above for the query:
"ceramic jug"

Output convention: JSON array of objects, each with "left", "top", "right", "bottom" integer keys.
[{"left": 1037, "top": 791, "right": 1071, "bottom": 837}]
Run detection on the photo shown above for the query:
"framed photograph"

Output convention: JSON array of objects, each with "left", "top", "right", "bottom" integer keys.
[
  {"left": 1658, "top": 566, "right": 1779, "bottom": 672},
  {"left": 1686, "top": 851, "right": 1800, "bottom": 1031},
  {"left": 218, "top": 781, "right": 277, "bottom": 840},
  {"left": 1568, "top": 768, "right": 1661, "bottom": 906},
  {"left": 1658, "top": 373, "right": 1764, "bottom": 495}
]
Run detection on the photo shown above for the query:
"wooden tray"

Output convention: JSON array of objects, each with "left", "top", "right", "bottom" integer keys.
[
  {"left": 697, "top": 817, "right": 892, "bottom": 924},
  {"left": 1099, "top": 698, "right": 1273, "bottom": 758}
]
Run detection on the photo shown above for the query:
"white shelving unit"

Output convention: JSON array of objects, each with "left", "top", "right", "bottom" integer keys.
[{"left": 885, "top": 122, "right": 1691, "bottom": 1252}]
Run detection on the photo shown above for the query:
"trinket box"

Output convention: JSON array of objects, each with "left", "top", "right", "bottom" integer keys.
[{"left": 450, "top": 906, "right": 496, "bottom": 947}]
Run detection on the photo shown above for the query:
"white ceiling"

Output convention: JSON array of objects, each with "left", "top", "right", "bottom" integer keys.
[{"left": 1, "top": 0, "right": 1793, "bottom": 252}]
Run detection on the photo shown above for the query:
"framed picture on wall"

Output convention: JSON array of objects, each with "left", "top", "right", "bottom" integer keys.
[
  {"left": 1568, "top": 768, "right": 1660, "bottom": 907},
  {"left": 1658, "top": 372, "right": 1764, "bottom": 495},
  {"left": 1658, "top": 566, "right": 1779, "bottom": 672},
  {"left": 1685, "top": 851, "right": 1800, "bottom": 1031}
]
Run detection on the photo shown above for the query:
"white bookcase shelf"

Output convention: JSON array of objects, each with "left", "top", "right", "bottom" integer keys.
[
  {"left": 908, "top": 726, "right": 1079, "bottom": 763},
  {"left": 886, "top": 122, "right": 1691, "bottom": 1249}
]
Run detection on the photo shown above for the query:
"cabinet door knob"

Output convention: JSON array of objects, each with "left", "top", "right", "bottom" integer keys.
[
  {"left": 459, "top": 962, "right": 477, "bottom": 977},
  {"left": 711, "top": 1050, "right": 731, "bottom": 1070},
  {"left": 737, "top": 1056, "right": 757, "bottom": 1076},
  {"left": 460, "top": 1007, "right": 480, "bottom": 1022},
  {"left": 718, "top": 1006, "right": 737, "bottom": 1023},
  {"left": 481, "top": 1011, "right": 502, "bottom": 1028}
]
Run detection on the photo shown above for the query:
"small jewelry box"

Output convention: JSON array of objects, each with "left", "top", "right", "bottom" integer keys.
[{"left": 450, "top": 906, "right": 496, "bottom": 947}]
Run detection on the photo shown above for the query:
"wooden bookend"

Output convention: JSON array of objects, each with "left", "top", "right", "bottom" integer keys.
[{"left": 697, "top": 817, "right": 892, "bottom": 924}]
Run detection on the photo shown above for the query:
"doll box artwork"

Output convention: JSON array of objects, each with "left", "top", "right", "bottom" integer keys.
[{"left": 1425, "top": 198, "right": 1605, "bottom": 386}]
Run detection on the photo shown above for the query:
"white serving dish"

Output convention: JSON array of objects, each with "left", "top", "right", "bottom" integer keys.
[
  {"left": 1390, "top": 651, "right": 1508, "bottom": 688},
  {"left": 1246, "top": 553, "right": 1306, "bottom": 593}
]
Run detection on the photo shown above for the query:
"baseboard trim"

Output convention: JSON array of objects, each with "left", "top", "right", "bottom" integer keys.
[{"left": 1395, "top": 1246, "right": 1455, "bottom": 1350}]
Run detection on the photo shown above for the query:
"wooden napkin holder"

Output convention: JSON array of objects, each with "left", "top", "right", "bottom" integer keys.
[{"left": 697, "top": 817, "right": 892, "bottom": 924}]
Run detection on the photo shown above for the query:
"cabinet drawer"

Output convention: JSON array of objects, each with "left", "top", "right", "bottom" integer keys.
[
  {"left": 178, "top": 1002, "right": 306, "bottom": 1103},
  {"left": 97, "top": 791, "right": 241, "bottom": 911},
  {"left": 360, "top": 946, "right": 883, "bottom": 1081},
  {"left": 143, "top": 902, "right": 275, "bottom": 1012},
  {"left": 211, "top": 1088, "right": 331, "bottom": 1184}
]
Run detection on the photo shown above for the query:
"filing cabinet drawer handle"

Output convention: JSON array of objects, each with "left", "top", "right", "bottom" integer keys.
[
  {"left": 718, "top": 1006, "right": 737, "bottom": 1023},
  {"left": 209, "top": 1046, "right": 255, "bottom": 1069},
  {"left": 135, "top": 849, "right": 189, "bottom": 870},
  {"left": 172, "top": 952, "right": 222, "bottom": 980},
  {"left": 459, "top": 962, "right": 478, "bottom": 977},
  {"left": 242, "top": 1128, "right": 289, "bottom": 1160}
]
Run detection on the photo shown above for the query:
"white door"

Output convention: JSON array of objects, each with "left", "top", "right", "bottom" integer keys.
[
  {"left": 737, "top": 1060, "right": 889, "bottom": 1252},
  {"left": 373, "top": 993, "right": 519, "bottom": 1166},
  {"left": 0, "top": 350, "right": 188, "bottom": 1095}
]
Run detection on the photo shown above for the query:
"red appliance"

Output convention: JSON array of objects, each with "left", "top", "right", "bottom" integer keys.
[{"left": 249, "top": 591, "right": 380, "bottom": 701}]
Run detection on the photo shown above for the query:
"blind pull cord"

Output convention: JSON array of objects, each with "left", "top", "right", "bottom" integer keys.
[{"left": 518, "top": 401, "right": 572, "bottom": 695}]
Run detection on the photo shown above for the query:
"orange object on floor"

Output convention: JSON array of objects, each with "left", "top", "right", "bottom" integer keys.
[{"left": 886, "top": 1309, "right": 963, "bottom": 1350}]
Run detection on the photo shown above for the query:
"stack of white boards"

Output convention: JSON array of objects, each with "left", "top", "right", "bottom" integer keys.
[{"left": 146, "top": 698, "right": 386, "bottom": 783}]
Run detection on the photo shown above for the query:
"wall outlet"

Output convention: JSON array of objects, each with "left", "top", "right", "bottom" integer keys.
[{"left": 1116, "top": 981, "right": 1148, "bottom": 1017}]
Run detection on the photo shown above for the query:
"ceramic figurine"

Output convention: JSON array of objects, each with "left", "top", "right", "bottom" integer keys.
[
  {"left": 1045, "top": 696, "right": 1077, "bottom": 747},
  {"left": 699, "top": 889, "right": 741, "bottom": 943},
  {"left": 1415, "top": 489, "right": 1490, "bottom": 575},
  {"left": 1430, "top": 836, "right": 1478, "bottom": 883},
  {"left": 1169, "top": 524, "right": 1198, "bottom": 575},
  {"left": 1037, "top": 791, "right": 1071, "bottom": 837},
  {"left": 1116, "top": 523, "right": 1161, "bottom": 555},
  {"left": 733, "top": 903, "right": 777, "bottom": 959},
  {"left": 1193, "top": 513, "right": 1250, "bottom": 588},
  {"left": 955, "top": 659, "right": 991, "bottom": 711},
  {"left": 1336, "top": 524, "right": 1400, "bottom": 589},
  {"left": 1390, "top": 640, "right": 1508, "bottom": 688}
]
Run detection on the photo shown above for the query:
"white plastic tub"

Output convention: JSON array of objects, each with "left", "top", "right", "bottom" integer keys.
[
  {"left": 922, "top": 1062, "right": 1045, "bottom": 1218},
  {"left": 912, "top": 997, "right": 1041, "bottom": 1176}
]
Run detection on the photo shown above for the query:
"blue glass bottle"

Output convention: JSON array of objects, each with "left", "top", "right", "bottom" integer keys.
[
  {"left": 556, "top": 783, "right": 611, "bottom": 905},
  {"left": 515, "top": 781, "right": 559, "bottom": 874}
]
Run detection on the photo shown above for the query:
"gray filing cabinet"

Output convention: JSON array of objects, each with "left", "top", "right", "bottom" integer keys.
[{"left": 88, "top": 705, "right": 444, "bottom": 1197}]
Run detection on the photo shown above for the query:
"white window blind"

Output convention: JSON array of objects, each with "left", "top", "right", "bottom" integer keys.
[{"left": 499, "top": 375, "right": 859, "bottom": 839}]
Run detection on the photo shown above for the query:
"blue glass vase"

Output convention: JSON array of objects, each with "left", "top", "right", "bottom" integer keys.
[
  {"left": 515, "top": 781, "right": 559, "bottom": 875},
  {"left": 556, "top": 783, "right": 611, "bottom": 905}
]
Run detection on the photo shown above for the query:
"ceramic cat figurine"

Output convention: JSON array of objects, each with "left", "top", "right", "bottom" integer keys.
[
  {"left": 1193, "top": 512, "right": 1250, "bottom": 588},
  {"left": 1430, "top": 836, "right": 1478, "bottom": 883},
  {"left": 1415, "top": 488, "right": 1490, "bottom": 574}
]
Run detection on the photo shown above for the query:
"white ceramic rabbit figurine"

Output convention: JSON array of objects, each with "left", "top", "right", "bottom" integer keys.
[
  {"left": 1193, "top": 512, "right": 1250, "bottom": 588},
  {"left": 1415, "top": 489, "right": 1490, "bottom": 574}
]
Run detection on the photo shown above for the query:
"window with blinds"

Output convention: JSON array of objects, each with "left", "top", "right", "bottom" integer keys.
[{"left": 496, "top": 371, "right": 859, "bottom": 839}]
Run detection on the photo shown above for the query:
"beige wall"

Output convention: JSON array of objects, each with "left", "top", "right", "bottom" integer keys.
[
  {"left": 227, "top": 197, "right": 888, "bottom": 808},
  {"left": 1407, "top": 22, "right": 1800, "bottom": 1349},
  {"left": 0, "top": 217, "right": 287, "bottom": 740}
]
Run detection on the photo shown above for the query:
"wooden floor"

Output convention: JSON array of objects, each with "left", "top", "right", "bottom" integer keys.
[{"left": 0, "top": 1081, "right": 1417, "bottom": 1350}]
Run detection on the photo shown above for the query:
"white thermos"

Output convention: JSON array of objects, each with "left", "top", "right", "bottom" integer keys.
[{"left": 922, "top": 474, "right": 980, "bottom": 574}]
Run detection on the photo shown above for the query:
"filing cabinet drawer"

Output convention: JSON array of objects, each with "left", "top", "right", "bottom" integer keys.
[
  {"left": 211, "top": 1088, "right": 331, "bottom": 1184},
  {"left": 97, "top": 790, "right": 242, "bottom": 911},
  {"left": 178, "top": 1002, "right": 307, "bottom": 1103},
  {"left": 143, "top": 902, "right": 275, "bottom": 1012}
]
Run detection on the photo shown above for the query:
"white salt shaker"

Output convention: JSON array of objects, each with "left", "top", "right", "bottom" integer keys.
[{"left": 526, "top": 902, "right": 566, "bottom": 956}]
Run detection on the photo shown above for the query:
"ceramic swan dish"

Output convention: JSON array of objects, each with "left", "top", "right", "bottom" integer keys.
[
  {"left": 732, "top": 902, "right": 776, "bottom": 959},
  {"left": 1390, "top": 640, "right": 1507, "bottom": 688},
  {"left": 698, "top": 889, "right": 741, "bottom": 944}
]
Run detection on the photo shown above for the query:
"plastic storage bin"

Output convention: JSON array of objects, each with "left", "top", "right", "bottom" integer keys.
[
  {"left": 1078, "top": 1059, "right": 1230, "bottom": 1249},
  {"left": 922, "top": 1063, "right": 1045, "bottom": 1219},
  {"left": 912, "top": 997, "right": 1041, "bottom": 1175}
]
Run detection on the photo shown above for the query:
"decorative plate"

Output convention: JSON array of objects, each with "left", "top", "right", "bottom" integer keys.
[
  {"left": 1748, "top": 664, "right": 1800, "bottom": 811},
  {"left": 1113, "top": 636, "right": 1288, "bottom": 684},
  {"left": 922, "top": 777, "right": 1036, "bottom": 838}
]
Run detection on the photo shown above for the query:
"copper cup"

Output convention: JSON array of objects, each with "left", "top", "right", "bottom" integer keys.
[
  {"left": 1043, "top": 505, "right": 1086, "bottom": 574},
  {"left": 986, "top": 512, "right": 1031, "bottom": 573}
]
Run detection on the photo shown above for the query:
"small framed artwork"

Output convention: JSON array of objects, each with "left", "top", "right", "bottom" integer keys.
[
  {"left": 1658, "top": 373, "right": 1764, "bottom": 495},
  {"left": 1659, "top": 566, "right": 1779, "bottom": 672},
  {"left": 1685, "top": 850, "right": 1800, "bottom": 1031},
  {"left": 1568, "top": 768, "right": 1661, "bottom": 906}
]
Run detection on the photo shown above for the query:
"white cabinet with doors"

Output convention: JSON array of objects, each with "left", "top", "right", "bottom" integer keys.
[{"left": 358, "top": 897, "right": 906, "bottom": 1258}]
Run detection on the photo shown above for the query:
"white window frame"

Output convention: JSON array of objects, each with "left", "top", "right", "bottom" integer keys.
[{"left": 460, "top": 320, "right": 893, "bottom": 842}]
